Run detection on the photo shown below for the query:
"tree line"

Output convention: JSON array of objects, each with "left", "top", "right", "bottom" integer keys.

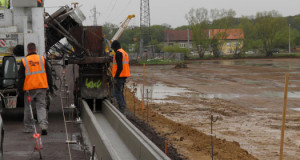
[{"left": 102, "top": 8, "right": 300, "bottom": 57}]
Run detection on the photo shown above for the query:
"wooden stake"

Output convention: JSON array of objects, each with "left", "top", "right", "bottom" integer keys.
[
  {"left": 133, "top": 90, "right": 136, "bottom": 118},
  {"left": 279, "top": 73, "right": 289, "bottom": 160},
  {"left": 142, "top": 63, "right": 145, "bottom": 110},
  {"left": 146, "top": 89, "right": 149, "bottom": 123}
]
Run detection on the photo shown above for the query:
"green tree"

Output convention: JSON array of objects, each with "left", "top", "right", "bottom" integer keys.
[
  {"left": 274, "top": 26, "right": 300, "bottom": 50},
  {"left": 175, "top": 25, "right": 189, "bottom": 30},
  {"left": 150, "top": 25, "right": 170, "bottom": 42},
  {"left": 118, "top": 26, "right": 140, "bottom": 51},
  {"left": 255, "top": 10, "right": 287, "bottom": 56},
  {"left": 102, "top": 22, "right": 118, "bottom": 40},
  {"left": 149, "top": 24, "right": 171, "bottom": 52},
  {"left": 294, "top": 36, "right": 300, "bottom": 46},
  {"left": 238, "top": 16, "right": 259, "bottom": 52}
]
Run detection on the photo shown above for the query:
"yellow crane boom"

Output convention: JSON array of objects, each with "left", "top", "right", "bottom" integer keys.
[
  {"left": 111, "top": 14, "right": 135, "bottom": 42},
  {"left": 105, "top": 14, "right": 135, "bottom": 54}
]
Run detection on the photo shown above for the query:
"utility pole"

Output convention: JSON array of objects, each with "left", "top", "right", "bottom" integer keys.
[
  {"left": 140, "top": 0, "right": 151, "bottom": 59},
  {"left": 289, "top": 24, "right": 291, "bottom": 53},
  {"left": 187, "top": 29, "right": 190, "bottom": 49},
  {"left": 91, "top": 5, "right": 100, "bottom": 26}
]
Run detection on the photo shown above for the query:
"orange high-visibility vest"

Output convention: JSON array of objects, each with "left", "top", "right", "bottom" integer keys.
[
  {"left": 112, "top": 49, "right": 130, "bottom": 78},
  {"left": 37, "top": 0, "right": 43, "bottom": 6},
  {"left": 22, "top": 54, "right": 48, "bottom": 91}
]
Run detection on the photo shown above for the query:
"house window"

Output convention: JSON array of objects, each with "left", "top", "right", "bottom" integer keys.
[
  {"left": 227, "top": 50, "right": 232, "bottom": 54},
  {"left": 226, "top": 42, "right": 231, "bottom": 46},
  {"left": 129, "top": 44, "right": 135, "bottom": 52},
  {"left": 234, "top": 42, "right": 240, "bottom": 46},
  {"left": 179, "top": 43, "right": 186, "bottom": 48}
]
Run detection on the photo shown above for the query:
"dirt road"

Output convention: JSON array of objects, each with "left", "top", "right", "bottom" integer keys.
[{"left": 127, "top": 59, "right": 300, "bottom": 160}]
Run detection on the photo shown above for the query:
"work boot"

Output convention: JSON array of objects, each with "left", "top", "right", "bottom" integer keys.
[{"left": 41, "top": 129, "right": 48, "bottom": 135}]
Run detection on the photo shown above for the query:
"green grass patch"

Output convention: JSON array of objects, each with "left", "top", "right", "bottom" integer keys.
[
  {"left": 186, "top": 52, "right": 300, "bottom": 60},
  {"left": 273, "top": 52, "right": 300, "bottom": 58}
]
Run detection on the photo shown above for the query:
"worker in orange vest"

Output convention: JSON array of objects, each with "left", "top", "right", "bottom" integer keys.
[
  {"left": 37, "top": 0, "right": 43, "bottom": 7},
  {"left": 111, "top": 40, "right": 130, "bottom": 113},
  {"left": 18, "top": 43, "right": 53, "bottom": 135}
]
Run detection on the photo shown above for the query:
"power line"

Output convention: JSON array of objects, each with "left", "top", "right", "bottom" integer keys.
[
  {"left": 100, "top": 0, "right": 116, "bottom": 24},
  {"left": 110, "top": 0, "right": 134, "bottom": 24},
  {"left": 102, "top": 0, "right": 114, "bottom": 15},
  {"left": 103, "top": 0, "right": 118, "bottom": 23}
]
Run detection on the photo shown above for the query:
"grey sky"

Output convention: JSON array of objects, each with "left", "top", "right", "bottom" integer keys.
[{"left": 45, "top": 0, "right": 300, "bottom": 28}]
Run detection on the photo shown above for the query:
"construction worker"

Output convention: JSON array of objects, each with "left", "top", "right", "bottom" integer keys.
[
  {"left": 37, "top": 0, "right": 43, "bottom": 7},
  {"left": 111, "top": 40, "right": 130, "bottom": 113},
  {"left": 0, "top": 0, "right": 9, "bottom": 8},
  {"left": 18, "top": 43, "right": 53, "bottom": 135}
]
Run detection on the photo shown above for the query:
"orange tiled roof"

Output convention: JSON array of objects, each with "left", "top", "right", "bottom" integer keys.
[
  {"left": 209, "top": 29, "right": 244, "bottom": 40},
  {"left": 164, "top": 28, "right": 244, "bottom": 41}
]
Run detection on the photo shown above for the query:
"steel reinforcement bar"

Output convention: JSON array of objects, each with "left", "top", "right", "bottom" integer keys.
[{"left": 81, "top": 99, "right": 170, "bottom": 160}]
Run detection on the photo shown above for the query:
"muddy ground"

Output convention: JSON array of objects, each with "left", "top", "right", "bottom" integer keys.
[{"left": 126, "top": 58, "right": 300, "bottom": 160}]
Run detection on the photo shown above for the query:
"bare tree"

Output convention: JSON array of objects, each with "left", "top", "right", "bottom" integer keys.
[
  {"left": 231, "top": 39, "right": 244, "bottom": 57},
  {"left": 185, "top": 8, "right": 210, "bottom": 58},
  {"left": 186, "top": 8, "right": 237, "bottom": 58}
]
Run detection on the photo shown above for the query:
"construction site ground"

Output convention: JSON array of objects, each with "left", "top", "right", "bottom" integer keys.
[
  {"left": 2, "top": 107, "right": 89, "bottom": 160},
  {"left": 125, "top": 58, "right": 300, "bottom": 160}
]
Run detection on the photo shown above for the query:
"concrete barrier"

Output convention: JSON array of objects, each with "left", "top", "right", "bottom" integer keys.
[{"left": 81, "top": 99, "right": 170, "bottom": 160}]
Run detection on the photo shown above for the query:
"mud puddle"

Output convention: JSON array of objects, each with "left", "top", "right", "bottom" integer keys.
[
  {"left": 263, "top": 91, "right": 300, "bottom": 98},
  {"left": 126, "top": 82, "right": 191, "bottom": 104},
  {"left": 290, "top": 108, "right": 300, "bottom": 111}
]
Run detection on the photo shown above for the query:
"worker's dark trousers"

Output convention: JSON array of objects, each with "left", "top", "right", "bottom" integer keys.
[{"left": 113, "top": 78, "right": 126, "bottom": 112}]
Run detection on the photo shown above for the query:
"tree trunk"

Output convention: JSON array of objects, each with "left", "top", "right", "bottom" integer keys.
[{"left": 266, "top": 51, "right": 273, "bottom": 57}]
